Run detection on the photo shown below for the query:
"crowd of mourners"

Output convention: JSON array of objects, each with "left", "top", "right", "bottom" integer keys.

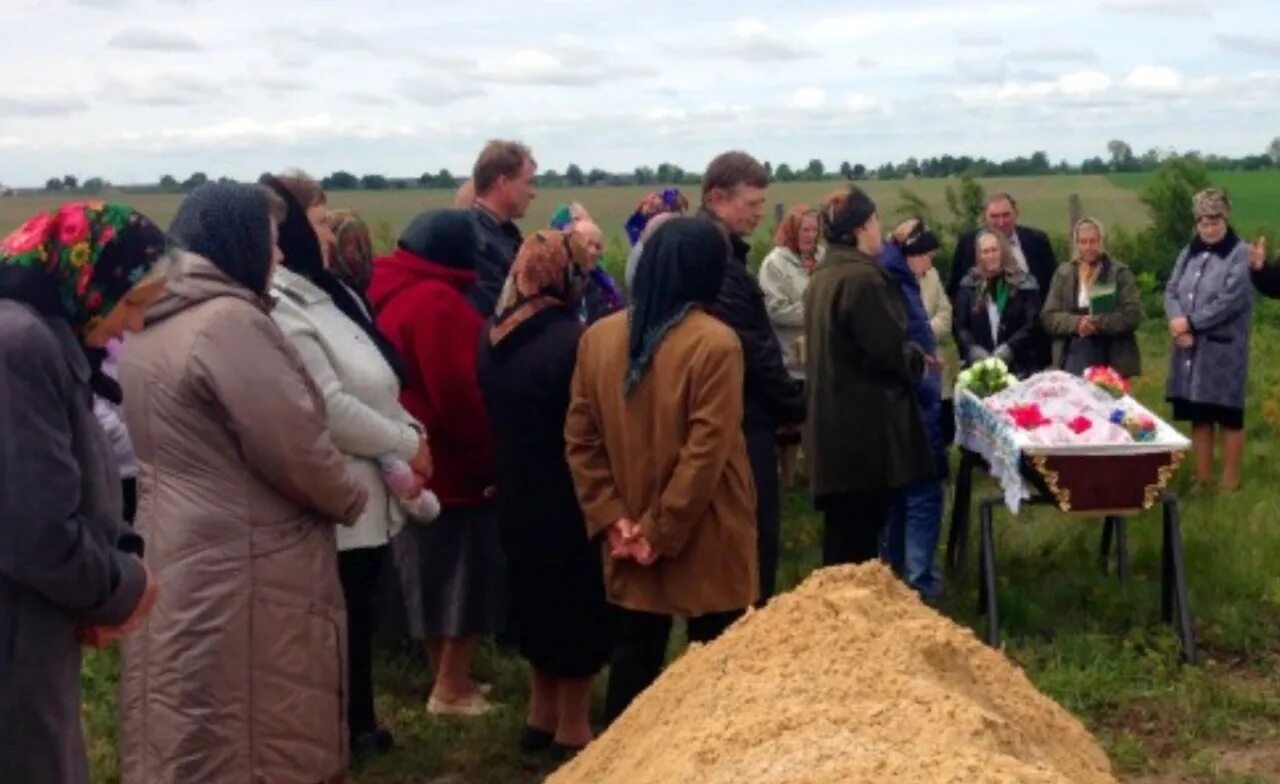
[{"left": 1, "top": 139, "right": 1277, "bottom": 784}]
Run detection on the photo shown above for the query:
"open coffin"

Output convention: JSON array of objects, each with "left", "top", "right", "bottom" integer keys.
[{"left": 956, "top": 371, "right": 1191, "bottom": 515}]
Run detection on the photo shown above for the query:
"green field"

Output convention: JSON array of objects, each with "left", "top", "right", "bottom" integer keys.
[
  {"left": 0, "top": 175, "right": 1149, "bottom": 254},
  {"left": 1109, "top": 170, "right": 1280, "bottom": 239}
]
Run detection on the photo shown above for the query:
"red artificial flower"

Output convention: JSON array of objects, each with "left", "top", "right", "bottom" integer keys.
[
  {"left": 1067, "top": 416, "right": 1094, "bottom": 434},
  {"left": 56, "top": 207, "right": 91, "bottom": 247},
  {"left": 98, "top": 224, "right": 116, "bottom": 246},
  {"left": 75, "top": 264, "right": 93, "bottom": 296},
  {"left": 1008, "top": 403, "right": 1051, "bottom": 429}
]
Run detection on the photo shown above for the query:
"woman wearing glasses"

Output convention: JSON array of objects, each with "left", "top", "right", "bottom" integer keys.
[{"left": 1164, "top": 188, "right": 1254, "bottom": 491}]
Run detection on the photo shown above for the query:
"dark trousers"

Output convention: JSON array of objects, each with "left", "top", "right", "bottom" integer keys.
[
  {"left": 820, "top": 491, "right": 892, "bottom": 566},
  {"left": 745, "top": 426, "right": 780, "bottom": 603},
  {"left": 338, "top": 546, "right": 386, "bottom": 737},
  {"left": 604, "top": 607, "right": 742, "bottom": 725}
]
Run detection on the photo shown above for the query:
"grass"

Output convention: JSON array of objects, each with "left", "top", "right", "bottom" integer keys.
[
  {"left": 80, "top": 305, "right": 1280, "bottom": 783},
  {"left": 1109, "top": 170, "right": 1280, "bottom": 239}
]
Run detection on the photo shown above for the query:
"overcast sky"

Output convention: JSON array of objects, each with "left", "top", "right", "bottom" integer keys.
[{"left": 2, "top": 0, "right": 1279, "bottom": 186}]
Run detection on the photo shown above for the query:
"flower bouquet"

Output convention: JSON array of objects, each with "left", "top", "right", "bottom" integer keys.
[
  {"left": 1084, "top": 366, "right": 1130, "bottom": 399},
  {"left": 1110, "top": 409, "right": 1158, "bottom": 442},
  {"left": 956, "top": 357, "right": 1018, "bottom": 399}
]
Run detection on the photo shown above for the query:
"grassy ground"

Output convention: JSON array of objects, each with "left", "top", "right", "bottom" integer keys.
[
  {"left": 1109, "top": 171, "right": 1280, "bottom": 239},
  {"left": 0, "top": 174, "right": 1146, "bottom": 253},
  {"left": 80, "top": 308, "right": 1280, "bottom": 783}
]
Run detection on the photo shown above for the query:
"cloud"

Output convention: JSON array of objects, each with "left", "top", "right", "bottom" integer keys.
[
  {"left": 1216, "top": 32, "right": 1280, "bottom": 58},
  {"left": 106, "top": 73, "right": 228, "bottom": 107},
  {"left": 108, "top": 28, "right": 203, "bottom": 52},
  {"left": 1124, "top": 64, "right": 1184, "bottom": 91},
  {"left": 396, "top": 76, "right": 484, "bottom": 106},
  {"left": 258, "top": 76, "right": 310, "bottom": 93},
  {"left": 474, "top": 38, "right": 653, "bottom": 87},
  {"left": 71, "top": 0, "right": 129, "bottom": 7},
  {"left": 0, "top": 94, "right": 89, "bottom": 117},
  {"left": 958, "top": 33, "right": 1005, "bottom": 47},
  {"left": 700, "top": 17, "right": 812, "bottom": 62},
  {"left": 345, "top": 92, "right": 397, "bottom": 107},
  {"left": 790, "top": 87, "right": 826, "bottom": 109},
  {"left": 1012, "top": 45, "right": 1096, "bottom": 63},
  {"left": 292, "top": 27, "right": 377, "bottom": 52},
  {"left": 1098, "top": 0, "right": 1211, "bottom": 17}
]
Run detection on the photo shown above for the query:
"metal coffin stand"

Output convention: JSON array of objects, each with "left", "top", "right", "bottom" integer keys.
[{"left": 945, "top": 449, "right": 1196, "bottom": 663}]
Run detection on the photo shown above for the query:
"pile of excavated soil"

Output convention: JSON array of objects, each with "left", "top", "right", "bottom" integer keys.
[{"left": 549, "top": 563, "right": 1116, "bottom": 784}]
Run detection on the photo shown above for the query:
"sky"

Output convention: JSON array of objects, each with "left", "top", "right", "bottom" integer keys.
[{"left": 2, "top": 0, "right": 1280, "bottom": 186}]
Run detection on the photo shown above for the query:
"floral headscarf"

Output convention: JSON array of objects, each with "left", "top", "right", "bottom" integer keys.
[
  {"left": 324, "top": 209, "right": 375, "bottom": 292},
  {"left": 624, "top": 187, "right": 689, "bottom": 246},
  {"left": 0, "top": 202, "right": 167, "bottom": 336},
  {"left": 490, "top": 230, "right": 592, "bottom": 345}
]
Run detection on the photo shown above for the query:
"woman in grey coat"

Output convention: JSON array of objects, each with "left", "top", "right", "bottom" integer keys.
[
  {"left": 1164, "top": 188, "right": 1254, "bottom": 490},
  {"left": 0, "top": 203, "right": 167, "bottom": 784}
]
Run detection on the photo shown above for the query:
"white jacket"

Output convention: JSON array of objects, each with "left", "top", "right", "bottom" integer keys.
[
  {"left": 270, "top": 266, "right": 422, "bottom": 551},
  {"left": 758, "top": 245, "right": 816, "bottom": 378}
]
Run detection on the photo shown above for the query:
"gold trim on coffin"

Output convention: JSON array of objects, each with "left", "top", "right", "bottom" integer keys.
[{"left": 1029, "top": 450, "right": 1188, "bottom": 515}]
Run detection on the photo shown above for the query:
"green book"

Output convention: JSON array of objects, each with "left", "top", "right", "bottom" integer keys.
[{"left": 1088, "top": 281, "right": 1117, "bottom": 315}]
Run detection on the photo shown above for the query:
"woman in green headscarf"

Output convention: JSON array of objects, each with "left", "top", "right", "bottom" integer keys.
[
  {"left": 0, "top": 202, "right": 169, "bottom": 784},
  {"left": 953, "top": 228, "right": 1041, "bottom": 377}
]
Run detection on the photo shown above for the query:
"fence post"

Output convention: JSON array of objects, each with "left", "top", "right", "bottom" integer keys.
[
  {"left": 774, "top": 203, "right": 785, "bottom": 227},
  {"left": 1068, "top": 193, "right": 1083, "bottom": 234}
]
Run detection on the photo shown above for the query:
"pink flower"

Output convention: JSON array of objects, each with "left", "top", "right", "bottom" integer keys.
[
  {"left": 56, "top": 207, "right": 91, "bottom": 247},
  {"left": 98, "top": 225, "right": 116, "bottom": 246},
  {"left": 75, "top": 264, "right": 93, "bottom": 296},
  {"left": 1, "top": 213, "right": 52, "bottom": 254}
]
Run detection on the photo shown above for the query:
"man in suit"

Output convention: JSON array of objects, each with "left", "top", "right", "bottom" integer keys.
[{"left": 947, "top": 192, "right": 1057, "bottom": 368}]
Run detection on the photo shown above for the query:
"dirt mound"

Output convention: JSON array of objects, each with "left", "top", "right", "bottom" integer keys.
[{"left": 549, "top": 563, "right": 1115, "bottom": 784}]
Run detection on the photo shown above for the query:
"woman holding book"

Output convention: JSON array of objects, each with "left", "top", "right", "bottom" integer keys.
[{"left": 1041, "top": 218, "right": 1143, "bottom": 378}]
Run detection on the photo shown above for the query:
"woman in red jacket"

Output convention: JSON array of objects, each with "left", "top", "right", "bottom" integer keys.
[{"left": 368, "top": 209, "right": 502, "bottom": 716}]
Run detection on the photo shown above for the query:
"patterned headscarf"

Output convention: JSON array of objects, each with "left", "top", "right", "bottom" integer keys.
[
  {"left": 324, "top": 209, "right": 375, "bottom": 292},
  {"left": 624, "top": 187, "right": 689, "bottom": 246},
  {"left": 1192, "top": 188, "right": 1230, "bottom": 220},
  {"left": 490, "top": 229, "right": 592, "bottom": 345},
  {"left": 0, "top": 202, "right": 167, "bottom": 336}
]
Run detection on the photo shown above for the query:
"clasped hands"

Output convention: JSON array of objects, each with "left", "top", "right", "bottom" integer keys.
[
  {"left": 81, "top": 559, "right": 159, "bottom": 649},
  {"left": 606, "top": 519, "right": 658, "bottom": 565},
  {"left": 1168, "top": 316, "right": 1194, "bottom": 349}
]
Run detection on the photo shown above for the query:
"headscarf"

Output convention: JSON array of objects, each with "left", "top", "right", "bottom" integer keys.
[
  {"left": 0, "top": 202, "right": 167, "bottom": 336},
  {"left": 548, "top": 203, "right": 626, "bottom": 316},
  {"left": 260, "top": 174, "right": 406, "bottom": 385},
  {"left": 625, "top": 218, "right": 727, "bottom": 395},
  {"left": 624, "top": 187, "right": 689, "bottom": 246},
  {"left": 624, "top": 211, "right": 680, "bottom": 291},
  {"left": 971, "top": 229, "right": 1024, "bottom": 314},
  {"left": 170, "top": 182, "right": 277, "bottom": 294},
  {"left": 490, "top": 230, "right": 590, "bottom": 345},
  {"left": 324, "top": 209, "right": 375, "bottom": 293},
  {"left": 398, "top": 209, "right": 478, "bottom": 270},
  {"left": 1192, "top": 188, "right": 1230, "bottom": 221},
  {"left": 1071, "top": 217, "right": 1107, "bottom": 288}
]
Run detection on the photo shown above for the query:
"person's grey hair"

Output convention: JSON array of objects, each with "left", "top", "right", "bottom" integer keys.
[
  {"left": 975, "top": 228, "right": 1022, "bottom": 279},
  {"left": 1071, "top": 217, "right": 1106, "bottom": 262}
]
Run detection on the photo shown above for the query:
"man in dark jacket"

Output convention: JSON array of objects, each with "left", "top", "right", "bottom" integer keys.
[
  {"left": 947, "top": 193, "right": 1056, "bottom": 368},
  {"left": 701, "top": 150, "right": 805, "bottom": 603},
  {"left": 469, "top": 140, "right": 536, "bottom": 316},
  {"left": 1249, "top": 236, "right": 1280, "bottom": 297}
]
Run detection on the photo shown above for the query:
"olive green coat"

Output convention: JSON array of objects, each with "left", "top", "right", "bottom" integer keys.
[
  {"left": 1040, "top": 256, "right": 1143, "bottom": 378},
  {"left": 803, "top": 244, "right": 934, "bottom": 498}
]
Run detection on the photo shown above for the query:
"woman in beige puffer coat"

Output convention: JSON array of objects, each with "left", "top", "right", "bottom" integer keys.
[{"left": 117, "top": 183, "right": 367, "bottom": 784}]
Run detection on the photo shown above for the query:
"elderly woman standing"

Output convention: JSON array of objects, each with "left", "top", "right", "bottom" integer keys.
[
  {"left": 953, "top": 229, "right": 1041, "bottom": 377},
  {"left": 759, "top": 205, "right": 820, "bottom": 488},
  {"left": 477, "top": 230, "right": 612, "bottom": 757},
  {"left": 1165, "top": 188, "right": 1254, "bottom": 490},
  {"left": 264, "top": 173, "right": 431, "bottom": 759},
  {"left": 117, "top": 183, "right": 367, "bottom": 784},
  {"left": 1042, "top": 218, "right": 1143, "bottom": 378},
  {"left": 0, "top": 204, "right": 167, "bottom": 784}
]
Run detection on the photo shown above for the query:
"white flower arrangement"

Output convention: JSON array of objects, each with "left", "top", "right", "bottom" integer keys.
[{"left": 956, "top": 357, "right": 1018, "bottom": 398}]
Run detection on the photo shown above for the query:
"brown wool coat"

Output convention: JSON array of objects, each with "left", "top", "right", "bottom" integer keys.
[
  {"left": 1041, "top": 256, "right": 1144, "bottom": 378},
  {"left": 565, "top": 310, "right": 758, "bottom": 617},
  {"left": 116, "top": 254, "right": 366, "bottom": 784}
]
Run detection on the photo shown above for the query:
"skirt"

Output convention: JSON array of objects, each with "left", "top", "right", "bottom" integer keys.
[
  {"left": 392, "top": 505, "right": 506, "bottom": 639},
  {"left": 1170, "top": 398, "right": 1244, "bottom": 430},
  {"left": 507, "top": 556, "right": 612, "bottom": 678}
]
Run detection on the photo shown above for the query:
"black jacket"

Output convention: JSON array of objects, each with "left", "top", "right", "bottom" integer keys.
[
  {"left": 948, "top": 226, "right": 1057, "bottom": 301},
  {"left": 702, "top": 210, "right": 805, "bottom": 431},
  {"left": 953, "top": 271, "right": 1043, "bottom": 378},
  {"left": 1252, "top": 260, "right": 1280, "bottom": 299},
  {"left": 470, "top": 206, "right": 523, "bottom": 317}
]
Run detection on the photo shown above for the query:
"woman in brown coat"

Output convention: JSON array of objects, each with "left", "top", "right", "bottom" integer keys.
[
  {"left": 117, "top": 183, "right": 367, "bottom": 784},
  {"left": 566, "top": 217, "right": 757, "bottom": 726}
]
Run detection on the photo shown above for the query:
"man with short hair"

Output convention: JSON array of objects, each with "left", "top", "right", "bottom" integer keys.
[
  {"left": 470, "top": 140, "right": 537, "bottom": 316},
  {"left": 947, "top": 192, "right": 1057, "bottom": 367},
  {"left": 700, "top": 150, "right": 805, "bottom": 604}
]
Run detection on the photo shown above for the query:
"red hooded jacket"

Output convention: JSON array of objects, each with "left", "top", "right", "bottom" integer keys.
[{"left": 368, "top": 248, "right": 495, "bottom": 507}]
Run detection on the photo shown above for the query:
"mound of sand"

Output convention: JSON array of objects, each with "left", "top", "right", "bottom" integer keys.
[{"left": 549, "top": 563, "right": 1115, "bottom": 784}]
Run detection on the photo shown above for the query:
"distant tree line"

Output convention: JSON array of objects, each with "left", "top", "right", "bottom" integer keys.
[{"left": 34, "top": 137, "right": 1280, "bottom": 194}]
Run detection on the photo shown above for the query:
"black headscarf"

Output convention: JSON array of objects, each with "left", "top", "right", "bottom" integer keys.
[
  {"left": 398, "top": 209, "right": 478, "bottom": 270},
  {"left": 625, "top": 217, "right": 727, "bottom": 395},
  {"left": 259, "top": 175, "right": 407, "bottom": 385},
  {"left": 170, "top": 182, "right": 276, "bottom": 295},
  {"left": 823, "top": 186, "right": 877, "bottom": 245}
]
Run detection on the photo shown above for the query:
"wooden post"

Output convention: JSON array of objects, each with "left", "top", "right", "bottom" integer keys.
[
  {"left": 1067, "top": 193, "right": 1083, "bottom": 234},
  {"left": 774, "top": 203, "right": 785, "bottom": 227}
]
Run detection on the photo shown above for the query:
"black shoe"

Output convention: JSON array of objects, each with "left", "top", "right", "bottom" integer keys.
[
  {"left": 519, "top": 726, "right": 555, "bottom": 754},
  {"left": 351, "top": 727, "right": 395, "bottom": 759},
  {"left": 549, "top": 741, "right": 587, "bottom": 764}
]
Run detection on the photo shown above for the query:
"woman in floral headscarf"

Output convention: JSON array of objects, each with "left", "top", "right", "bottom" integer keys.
[
  {"left": 476, "top": 230, "right": 611, "bottom": 758},
  {"left": 550, "top": 202, "right": 626, "bottom": 323},
  {"left": 0, "top": 203, "right": 168, "bottom": 784},
  {"left": 623, "top": 188, "right": 689, "bottom": 291}
]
